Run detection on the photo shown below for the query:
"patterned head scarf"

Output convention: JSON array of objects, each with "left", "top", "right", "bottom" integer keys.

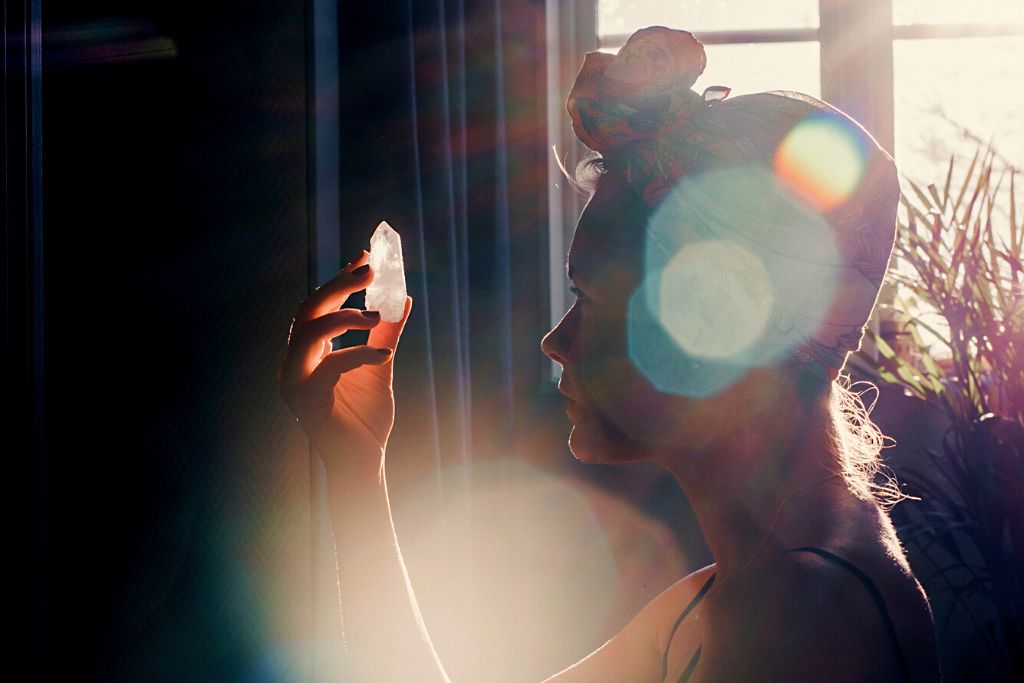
[{"left": 567, "top": 26, "right": 900, "bottom": 385}]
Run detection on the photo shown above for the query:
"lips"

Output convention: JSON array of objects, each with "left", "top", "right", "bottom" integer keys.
[
  {"left": 558, "top": 381, "right": 582, "bottom": 423},
  {"left": 563, "top": 396, "right": 580, "bottom": 421},
  {"left": 557, "top": 379, "right": 578, "bottom": 402}
]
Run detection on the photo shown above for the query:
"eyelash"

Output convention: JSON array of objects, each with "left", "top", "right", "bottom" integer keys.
[{"left": 569, "top": 284, "right": 587, "bottom": 301}]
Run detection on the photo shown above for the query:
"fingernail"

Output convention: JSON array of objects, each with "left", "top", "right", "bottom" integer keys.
[
  {"left": 352, "top": 264, "right": 369, "bottom": 276},
  {"left": 377, "top": 348, "right": 393, "bottom": 356},
  {"left": 362, "top": 310, "right": 380, "bottom": 318}
]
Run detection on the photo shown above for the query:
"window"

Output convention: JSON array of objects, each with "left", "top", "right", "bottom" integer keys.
[
  {"left": 546, "top": 0, "right": 1023, "bottom": 376},
  {"left": 891, "top": 0, "right": 1024, "bottom": 195}
]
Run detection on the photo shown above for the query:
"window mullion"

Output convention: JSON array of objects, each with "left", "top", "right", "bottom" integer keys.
[
  {"left": 819, "top": 0, "right": 895, "bottom": 154},
  {"left": 820, "top": 0, "right": 896, "bottom": 359},
  {"left": 599, "top": 27, "right": 820, "bottom": 49}
]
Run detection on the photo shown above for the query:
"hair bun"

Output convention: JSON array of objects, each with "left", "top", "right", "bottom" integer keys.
[{"left": 567, "top": 26, "right": 710, "bottom": 152}]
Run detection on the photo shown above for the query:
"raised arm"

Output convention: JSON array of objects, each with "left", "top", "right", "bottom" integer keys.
[
  {"left": 323, "top": 438, "right": 450, "bottom": 681},
  {"left": 279, "top": 249, "right": 691, "bottom": 682},
  {"left": 278, "top": 250, "right": 449, "bottom": 682}
]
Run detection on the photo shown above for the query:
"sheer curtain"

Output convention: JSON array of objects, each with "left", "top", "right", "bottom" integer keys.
[{"left": 312, "top": 1, "right": 553, "bottom": 680}]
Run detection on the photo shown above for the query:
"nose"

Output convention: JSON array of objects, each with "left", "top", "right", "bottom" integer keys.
[{"left": 541, "top": 306, "right": 574, "bottom": 366}]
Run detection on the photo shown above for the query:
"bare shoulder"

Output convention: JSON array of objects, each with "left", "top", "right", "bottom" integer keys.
[
  {"left": 643, "top": 562, "right": 717, "bottom": 652},
  {"left": 541, "top": 563, "right": 717, "bottom": 683},
  {"left": 695, "top": 549, "right": 941, "bottom": 682}
]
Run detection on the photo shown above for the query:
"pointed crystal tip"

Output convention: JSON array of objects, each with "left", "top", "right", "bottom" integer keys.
[{"left": 365, "top": 220, "right": 407, "bottom": 322}]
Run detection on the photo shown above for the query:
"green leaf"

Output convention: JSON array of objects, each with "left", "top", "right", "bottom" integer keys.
[
  {"left": 907, "top": 178, "right": 938, "bottom": 213},
  {"left": 942, "top": 154, "right": 955, "bottom": 212},
  {"left": 1011, "top": 170, "right": 1018, "bottom": 254},
  {"left": 951, "top": 148, "right": 980, "bottom": 217}
]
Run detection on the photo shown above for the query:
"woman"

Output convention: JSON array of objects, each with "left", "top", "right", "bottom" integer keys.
[{"left": 278, "top": 26, "right": 942, "bottom": 682}]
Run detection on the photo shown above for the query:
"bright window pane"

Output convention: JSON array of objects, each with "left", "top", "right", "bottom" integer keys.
[
  {"left": 892, "top": 36, "right": 1023, "bottom": 358},
  {"left": 894, "top": 36, "right": 1024, "bottom": 187},
  {"left": 894, "top": 0, "right": 1024, "bottom": 26},
  {"left": 700, "top": 42, "right": 819, "bottom": 97},
  {"left": 598, "top": 0, "right": 818, "bottom": 37},
  {"left": 598, "top": 41, "right": 820, "bottom": 99}
]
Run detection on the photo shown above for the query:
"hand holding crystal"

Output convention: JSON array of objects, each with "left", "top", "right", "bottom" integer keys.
[{"left": 278, "top": 248, "right": 413, "bottom": 465}]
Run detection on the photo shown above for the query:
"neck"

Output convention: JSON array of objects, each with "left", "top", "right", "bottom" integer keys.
[{"left": 654, "top": 386, "right": 877, "bottom": 583}]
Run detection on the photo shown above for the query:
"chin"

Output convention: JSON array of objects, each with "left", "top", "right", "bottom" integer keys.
[
  {"left": 567, "top": 425, "right": 608, "bottom": 464},
  {"left": 567, "top": 414, "right": 648, "bottom": 465}
]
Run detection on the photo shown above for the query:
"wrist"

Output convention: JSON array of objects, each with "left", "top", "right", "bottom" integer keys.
[{"left": 321, "top": 442, "right": 386, "bottom": 482}]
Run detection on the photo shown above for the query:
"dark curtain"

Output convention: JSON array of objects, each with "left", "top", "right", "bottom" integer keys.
[
  {"left": 323, "top": 2, "right": 559, "bottom": 679},
  {"left": 24, "top": 1, "right": 316, "bottom": 680},
  {"left": 335, "top": 0, "right": 551, "bottom": 476}
]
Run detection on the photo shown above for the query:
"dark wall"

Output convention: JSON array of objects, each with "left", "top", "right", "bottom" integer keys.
[
  {"left": 28, "top": 2, "right": 312, "bottom": 680},
  {"left": 24, "top": 1, "right": 564, "bottom": 679}
]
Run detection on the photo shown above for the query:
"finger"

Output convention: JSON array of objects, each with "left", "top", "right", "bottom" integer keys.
[
  {"left": 285, "top": 309, "right": 383, "bottom": 381},
  {"left": 295, "top": 250, "right": 374, "bottom": 324},
  {"left": 367, "top": 295, "right": 413, "bottom": 352},
  {"left": 307, "top": 345, "right": 393, "bottom": 388}
]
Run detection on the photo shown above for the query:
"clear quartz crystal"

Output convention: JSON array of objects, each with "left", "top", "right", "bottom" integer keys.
[{"left": 364, "top": 221, "right": 407, "bottom": 322}]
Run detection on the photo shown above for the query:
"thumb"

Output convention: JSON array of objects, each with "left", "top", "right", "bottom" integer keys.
[{"left": 366, "top": 295, "right": 412, "bottom": 351}]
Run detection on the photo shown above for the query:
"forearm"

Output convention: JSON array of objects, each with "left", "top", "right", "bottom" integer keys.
[{"left": 324, "top": 449, "right": 451, "bottom": 682}]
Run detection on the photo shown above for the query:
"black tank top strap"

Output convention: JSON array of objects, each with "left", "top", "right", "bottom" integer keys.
[
  {"left": 661, "top": 572, "right": 715, "bottom": 683},
  {"left": 786, "top": 546, "right": 914, "bottom": 682}
]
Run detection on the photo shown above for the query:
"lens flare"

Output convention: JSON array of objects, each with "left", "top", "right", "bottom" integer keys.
[
  {"left": 774, "top": 114, "right": 867, "bottom": 212},
  {"left": 628, "top": 165, "right": 841, "bottom": 398},
  {"left": 654, "top": 240, "right": 774, "bottom": 360},
  {"left": 394, "top": 459, "right": 685, "bottom": 680}
]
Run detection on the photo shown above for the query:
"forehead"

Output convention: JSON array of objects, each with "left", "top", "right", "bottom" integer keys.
[{"left": 567, "top": 173, "right": 646, "bottom": 287}]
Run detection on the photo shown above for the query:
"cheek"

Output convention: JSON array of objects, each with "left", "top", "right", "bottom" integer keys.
[
  {"left": 575, "top": 309, "right": 632, "bottom": 394},
  {"left": 575, "top": 311, "right": 662, "bottom": 422},
  {"left": 574, "top": 307, "right": 701, "bottom": 448}
]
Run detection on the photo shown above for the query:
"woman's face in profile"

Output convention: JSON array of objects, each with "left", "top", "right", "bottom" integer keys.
[{"left": 541, "top": 171, "right": 711, "bottom": 464}]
